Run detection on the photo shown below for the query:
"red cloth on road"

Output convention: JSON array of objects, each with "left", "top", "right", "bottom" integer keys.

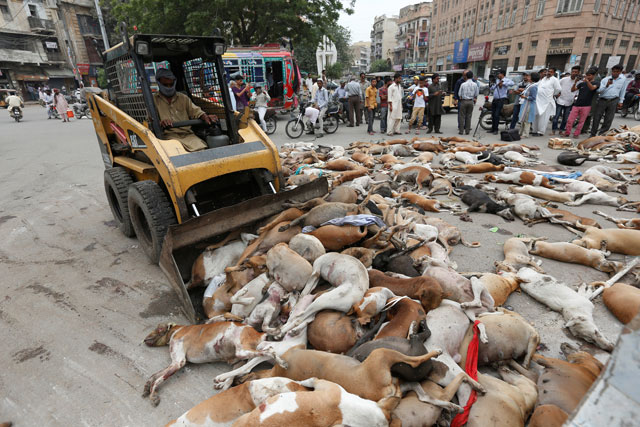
[{"left": 451, "top": 320, "right": 481, "bottom": 427}]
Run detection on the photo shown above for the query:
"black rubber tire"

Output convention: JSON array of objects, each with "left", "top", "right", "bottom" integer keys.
[
  {"left": 127, "top": 181, "right": 176, "bottom": 263},
  {"left": 634, "top": 105, "right": 640, "bottom": 121},
  {"left": 323, "top": 116, "right": 339, "bottom": 134},
  {"left": 265, "top": 116, "right": 277, "bottom": 135},
  {"left": 480, "top": 113, "right": 493, "bottom": 131},
  {"left": 285, "top": 118, "right": 304, "bottom": 139},
  {"left": 104, "top": 167, "right": 135, "bottom": 237}
]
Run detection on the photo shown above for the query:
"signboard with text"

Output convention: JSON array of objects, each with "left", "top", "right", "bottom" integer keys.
[
  {"left": 453, "top": 39, "right": 470, "bottom": 64},
  {"left": 77, "top": 64, "right": 90, "bottom": 75},
  {"left": 606, "top": 55, "right": 621, "bottom": 68},
  {"left": 467, "top": 42, "right": 491, "bottom": 62}
]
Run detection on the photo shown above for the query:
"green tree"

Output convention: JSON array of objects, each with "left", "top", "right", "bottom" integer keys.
[
  {"left": 96, "top": 67, "right": 108, "bottom": 88},
  {"left": 105, "top": 0, "right": 354, "bottom": 48},
  {"left": 325, "top": 62, "right": 344, "bottom": 79},
  {"left": 370, "top": 59, "right": 391, "bottom": 73}
]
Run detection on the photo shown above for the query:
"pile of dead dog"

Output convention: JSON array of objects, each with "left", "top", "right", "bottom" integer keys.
[{"left": 145, "top": 125, "right": 640, "bottom": 426}]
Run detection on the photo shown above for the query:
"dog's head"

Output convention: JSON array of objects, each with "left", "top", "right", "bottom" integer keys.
[
  {"left": 144, "top": 322, "right": 178, "bottom": 347},
  {"left": 498, "top": 207, "right": 515, "bottom": 221}
]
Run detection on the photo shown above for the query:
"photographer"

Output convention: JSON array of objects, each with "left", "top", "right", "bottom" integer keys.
[{"left": 552, "top": 65, "right": 580, "bottom": 135}]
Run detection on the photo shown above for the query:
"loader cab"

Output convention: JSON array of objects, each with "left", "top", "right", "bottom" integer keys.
[{"left": 103, "top": 34, "right": 238, "bottom": 146}]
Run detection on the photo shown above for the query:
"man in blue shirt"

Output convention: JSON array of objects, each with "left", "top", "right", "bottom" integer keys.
[
  {"left": 489, "top": 70, "right": 514, "bottom": 134},
  {"left": 590, "top": 64, "right": 626, "bottom": 136},
  {"left": 333, "top": 81, "right": 348, "bottom": 122}
]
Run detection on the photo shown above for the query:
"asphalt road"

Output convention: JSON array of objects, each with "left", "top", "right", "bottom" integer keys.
[{"left": 0, "top": 104, "right": 638, "bottom": 425}]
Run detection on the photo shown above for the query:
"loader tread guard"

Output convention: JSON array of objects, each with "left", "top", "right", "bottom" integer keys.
[{"left": 159, "top": 177, "right": 329, "bottom": 323}]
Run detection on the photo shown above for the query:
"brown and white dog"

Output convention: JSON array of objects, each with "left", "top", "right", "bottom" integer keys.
[
  {"left": 450, "top": 162, "right": 506, "bottom": 173},
  {"left": 368, "top": 269, "right": 444, "bottom": 312},
  {"left": 477, "top": 272, "right": 523, "bottom": 306},
  {"left": 232, "top": 378, "right": 392, "bottom": 427},
  {"left": 165, "top": 377, "right": 309, "bottom": 426},
  {"left": 485, "top": 171, "right": 555, "bottom": 188},
  {"left": 142, "top": 321, "right": 288, "bottom": 405},
  {"left": 394, "top": 165, "right": 434, "bottom": 189}
]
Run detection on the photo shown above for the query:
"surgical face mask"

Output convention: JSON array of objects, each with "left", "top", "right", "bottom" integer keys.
[{"left": 159, "top": 80, "right": 177, "bottom": 97}]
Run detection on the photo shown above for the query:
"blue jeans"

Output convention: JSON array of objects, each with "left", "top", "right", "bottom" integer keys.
[
  {"left": 510, "top": 103, "right": 521, "bottom": 129},
  {"left": 552, "top": 104, "right": 572, "bottom": 131},
  {"left": 380, "top": 106, "right": 388, "bottom": 133}
]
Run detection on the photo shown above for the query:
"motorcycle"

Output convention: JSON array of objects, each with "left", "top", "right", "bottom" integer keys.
[
  {"left": 10, "top": 106, "right": 22, "bottom": 122},
  {"left": 285, "top": 102, "right": 339, "bottom": 139},
  {"left": 478, "top": 97, "right": 514, "bottom": 131},
  {"left": 402, "top": 94, "right": 414, "bottom": 122},
  {"left": 620, "top": 95, "right": 640, "bottom": 121},
  {"left": 251, "top": 108, "right": 277, "bottom": 135},
  {"left": 48, "top": 104, "right": 61, "bottom": 119},
  {"left": 72, "top": 101, "right": 92, "bottom": 119}
]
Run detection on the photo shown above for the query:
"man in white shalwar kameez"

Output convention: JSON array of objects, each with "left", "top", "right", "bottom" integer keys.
[
  {"left": 387, "top": 73, "right": 404, "bottom": 136},
  {"left": 533, "top": 69, "right": 561, "bottom": 135}
]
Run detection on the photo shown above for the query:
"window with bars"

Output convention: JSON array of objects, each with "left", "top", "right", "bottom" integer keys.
[
  {"left": 613, "top": 0, "right": 620, "bottom": 14},
  {"left": 618, "top": 0, "right": 626, "bottom": 16},
  {"left": 536, "top": 0, "right": 546, "bottom": 17},
  {"left": 526, "top": 55, "right": 535, "bottom": 68},
  {"left": 604, "top": 38, "right": 616, "bottom": 47},
  {"left": 594, "top": 0, "right": 602, "bottom": 11},
  {"left": 531, "top": 40, "right": 538, "bottom": 49},
  {"left": 626, "top": 0, "right": 635, "bottom": 19},
  {"left": 498, "top": 12, "right": 503, "bottom": 28},
  {"left": 550, "top": 37, "right": 574, "bottom": 47},
  {"left": 556, "top": 0, "right": 583, "bottom": 14},
  {"left": 620, "top": 39, "right": 629, "bottom": 47},
  {"left": 585, "top": 36, "right": 592, "bottom": 46},
  {"left": 633, "top": 41, "right": 640, "bottom": 49},
  {"left": 511, "top": 7, "right": 517, "bottom": 24},
  {"left": 606, "top": 0, "right": 612, "bottom": 13}
]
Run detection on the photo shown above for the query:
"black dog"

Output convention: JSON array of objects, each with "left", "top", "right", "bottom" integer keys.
[
  {"left": 457, "top": 185, "right": 514, "bottom": 221},
  {"left": 557, "top": 151, "right": 593, "bottom": 166},
  {"left": 478, "top": 151, "right": 504, "bottom": 166}
]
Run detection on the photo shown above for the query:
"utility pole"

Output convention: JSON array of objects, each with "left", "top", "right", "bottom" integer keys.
[{"left": 93, "top": 0, "right": 110, "bottom": 50}]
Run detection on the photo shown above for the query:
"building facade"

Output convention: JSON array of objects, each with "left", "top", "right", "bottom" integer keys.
[
  {"left": 393, "top": 2, "right": 432, "bottom": 71},
  {"left": 370, "top": 14, "right": 399, "bottom": 63},
  {"left": 350, "top": 41, "right": 371, "bottom": 73},
  {"left": 0, "top": 0, "right": 104, "bottom": 98},
  {"left": 316, "top": 35, "right": 337, "bottom": 75},
  {"left": 429, "top": 0, "right": 640, "bottom": 78}
]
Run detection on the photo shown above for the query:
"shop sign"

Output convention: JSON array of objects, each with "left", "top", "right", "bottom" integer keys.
[
  {"left": 467, "top": 42, "right": 491, "bottom": 62},
  {"left": 497, "top": 45, "right": 509, "bottom": 55},
  {"left": 45, "top": 41, "right": 58, "bottom": 49},
  {"left": 436, "top": 58, "right": 444, "bottom": 66},
  {"left": 453, "top": 38, "right": 470, "bottom": 63},
  {"left": 77, "top": 63, "right": 90, "bottom": 75},
  {"left": 547, "top": 47, "right": 572, "bottom": 55}
]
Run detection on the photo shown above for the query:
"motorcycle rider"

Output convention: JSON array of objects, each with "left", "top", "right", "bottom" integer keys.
[
  {"left": 43, "top": 89, "right": 56, "bottom": 119},
  {"left": 622, "top": 73, "right": 640, "bottom": 113},
  {"left": 5, "top": 92, "right": 24, "bottom": 118}
]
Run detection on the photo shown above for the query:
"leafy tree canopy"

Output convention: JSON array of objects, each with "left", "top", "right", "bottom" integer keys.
[
  {"left": 105, "top": 0, "right": 354, "bottom": 48},
  {"left": 370, "top": 58, "right": 391, "bottom": 73}
]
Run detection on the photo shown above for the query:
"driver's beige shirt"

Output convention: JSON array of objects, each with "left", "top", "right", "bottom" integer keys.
[{"left": 153, "top": 92, "right": 206, "bottom": 151}]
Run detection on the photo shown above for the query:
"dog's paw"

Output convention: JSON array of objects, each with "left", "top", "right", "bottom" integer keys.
[
  {"left": 142, "top": 383, "right": 151, "bottom": 398},
  {"left": 150, "top": 393, "right": 160, "bottom": 407}
]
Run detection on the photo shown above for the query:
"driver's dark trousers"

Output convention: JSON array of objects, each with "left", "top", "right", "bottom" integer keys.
[{"left": 491, "top": 97, "right": 507, "bottom": 132}]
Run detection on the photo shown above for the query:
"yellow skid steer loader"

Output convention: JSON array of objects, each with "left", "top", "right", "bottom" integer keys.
[{"left": 86, "top": 31, "right": 326, "bottom": 322}]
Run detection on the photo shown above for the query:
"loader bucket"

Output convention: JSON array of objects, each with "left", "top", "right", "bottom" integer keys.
[{"left": 159, "top": 177, "right": 329, "bottom": 323}]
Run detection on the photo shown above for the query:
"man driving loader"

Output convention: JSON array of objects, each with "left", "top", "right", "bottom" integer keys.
[{"left": 153, "top": 68, "right": 219, "bottom": 152}]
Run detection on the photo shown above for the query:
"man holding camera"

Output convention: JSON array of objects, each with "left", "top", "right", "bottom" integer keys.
[{"left": 590, "top": 64, "right": 626, "bottom": 136}]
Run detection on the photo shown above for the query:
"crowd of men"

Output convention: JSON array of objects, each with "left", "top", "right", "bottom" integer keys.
[{"left": 299, "top": 64, "right": 640, "bottom": 139}]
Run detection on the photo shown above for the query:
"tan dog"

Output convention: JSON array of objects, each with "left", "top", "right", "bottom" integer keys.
[
  {"left": 510, "top": 185, "right": 576, "bottom": 203},
  {"left": 394, "top": 165, "right": 434, "bottom": 189},
  {"left": 459, "top": 308, "right": 540, "bottom": 368},
  {"left": 413, "top": 141, "right": 445, "bottom": 152},
  {"left": 288, "top": 233, "right": 325, "bottom": 263},
  {"left": 528, "top": 404, "right": 569, "bottom": 427},
  {"left": 533, "top": 351, "right": 604, "bottom": 415},
  {"left": 529, "top": 240, "right": 622, "bottom": 273},
  {"left": 572, "top": 226, "right": 640, "bottom": 255},
  {"left": 341, "top": 246, "right": 376, "bottom": 267},
  {"left": 325, "top": 158, "right": 359, "bottom": 171},
  {"left": 416, "top": 152, "right": 435, "bottom": 163},
  {"left": 266, "top": 243, "right": 312, "bottom": 291},
  {"left": 232, "top": 378, "right": 392, "bottom": 427},
  {"left": 421, "top": 217, "right": 481, "bottom": 252},
  {"left": 310, "top": 225, "right": 367, "bottom": 251},
  {"left": 594, "top": 210, "right": 640, "bottom": 230},
  {"left": 399, "top": 191, "right": 441, "bottom": 212},
  {"left": 165, "top": 378, "right": 309, "bottom": 426},
  {"left": 244, "top": 347, "right": 443, "bottom": 403},
  {"left": 368, "top": 269, "right": 444, "bottom": 312},
  {"left": 467, "top": 368, "right": 538, "bottom": 427},
  {"left": 391, "top": 373, "right": 470, "bottom": 427},
  {"left": 334, "top": 167, "right": 369, "bottom": 184},
  {"left": 495, "top": 237, "right": 544, "bottom": 273},
  {"left": 142, "top": 322, "right": 287, "bottom": 406},
  {"left": 375, "top": 297, "right": 427, "bottom": 339},
  {"left": 351, "top": 150, "right": 375, "bottom": 168},
  {"left": 452, "top": 145, "right": 487, "bottom": 153},
  {"left": 602, "top": 282, "right": 640, "bottom": 324},
  {"left": 450, "top": 162, "right": 505, "bottom": 173},
  {"left": 544, "top": 207, "right": 601, "bottom": 228},
  {"left": 307, "top": 310, "right": 360, "bottom": 353},
  {"left": 237, "top": 220, "right": 302, "bottom": 265},
  {"left": 477, "top": 272, "right": 523, "bottom": 306}
]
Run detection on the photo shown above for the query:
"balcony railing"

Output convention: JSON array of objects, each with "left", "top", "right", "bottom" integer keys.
[{"left": 28, "top": 17, "right": 56, "bottom": 33}]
